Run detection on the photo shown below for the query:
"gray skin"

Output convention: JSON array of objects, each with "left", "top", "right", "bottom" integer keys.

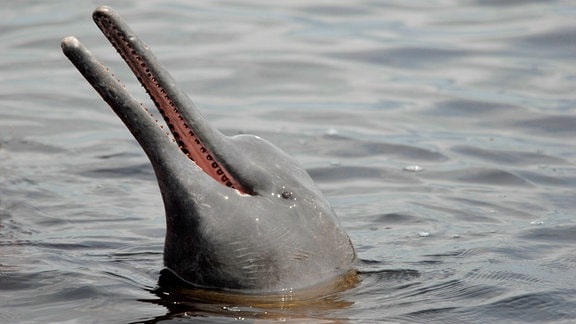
[{"left": 61, "top": 6, "right": 356, "bottom": 294}]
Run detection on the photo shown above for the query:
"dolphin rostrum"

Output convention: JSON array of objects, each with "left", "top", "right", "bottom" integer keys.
[{"left": 61, "top": 6, "right": 356, "bottom": 294}]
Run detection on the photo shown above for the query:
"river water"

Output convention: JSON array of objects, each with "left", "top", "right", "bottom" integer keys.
[{"left": 1, "top": 1, "right": 576, "bottom": 323}]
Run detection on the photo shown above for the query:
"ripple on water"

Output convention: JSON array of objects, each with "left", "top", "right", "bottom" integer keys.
[
  {"left": 425, "top": 167, "right": 534, "bottom": 187},
  {"left": 520, "top": 224, "right": 576, "bottom": 243},
  {"left": 452, "top": 145, "right": 569, "bottom": 166},
  {"left": 469, "top": 290, "right": 576, "bottom": 322}
]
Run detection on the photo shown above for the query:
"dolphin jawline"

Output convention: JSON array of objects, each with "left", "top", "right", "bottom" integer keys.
[
  {"left": 61, "top": 5, "right": 357, "bottom": 294},
  {"left": 62, "top": 6, "right": 250, "bottom": 196}
]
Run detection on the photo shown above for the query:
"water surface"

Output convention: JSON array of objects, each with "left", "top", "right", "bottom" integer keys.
[{"left": 1, "top": 1, "right": 576, "bottom": 323}]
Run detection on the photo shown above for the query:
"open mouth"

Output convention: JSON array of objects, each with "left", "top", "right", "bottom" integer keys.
[{"left": 75, "top": 7, "right": 249, "bottom": 195}]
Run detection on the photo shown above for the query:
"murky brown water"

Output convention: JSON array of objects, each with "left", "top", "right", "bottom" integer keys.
[{"left": 1, "top": 1, "right": 576, "bottom": 323}]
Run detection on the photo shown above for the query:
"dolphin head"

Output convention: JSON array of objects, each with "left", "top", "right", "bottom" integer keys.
[{"left": 61, "top": 6, "right": 356, "bottom": 293}]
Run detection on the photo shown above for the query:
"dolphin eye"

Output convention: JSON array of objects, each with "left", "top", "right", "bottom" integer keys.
[{"left": 281, "top": 191, "right": 293, "bottom": 199}]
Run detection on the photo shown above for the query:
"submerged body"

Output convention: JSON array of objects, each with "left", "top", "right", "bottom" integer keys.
[{"left": 61, "top": 6, "right": 356, "bottom": 293}]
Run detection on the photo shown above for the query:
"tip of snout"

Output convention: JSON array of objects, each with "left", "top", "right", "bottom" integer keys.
[
  {"left": 61, "top": 36, "right": 81, "bottom": 52},
  {"left": 94, "top": 5, "right": 113, "bottom": 14},
  {"left": 93, "top": 5, "right": 114, "bottom": 20}
]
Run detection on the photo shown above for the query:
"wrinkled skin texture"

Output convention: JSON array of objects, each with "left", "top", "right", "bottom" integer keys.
[{"left": 61, "top": 5, "right": 356, "bottom": 293}]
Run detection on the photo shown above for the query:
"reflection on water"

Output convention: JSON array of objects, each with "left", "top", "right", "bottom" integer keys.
[
  {"left": 1, "top": 1, "right": 576, "bottom": 323},
  {"left": 140, "top": 269, "right": 359, "bottom": 322}
]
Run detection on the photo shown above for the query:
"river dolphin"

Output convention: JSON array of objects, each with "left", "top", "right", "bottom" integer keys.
[{"left": 61, "top": 6, "right": 356, "bottom": 294}]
